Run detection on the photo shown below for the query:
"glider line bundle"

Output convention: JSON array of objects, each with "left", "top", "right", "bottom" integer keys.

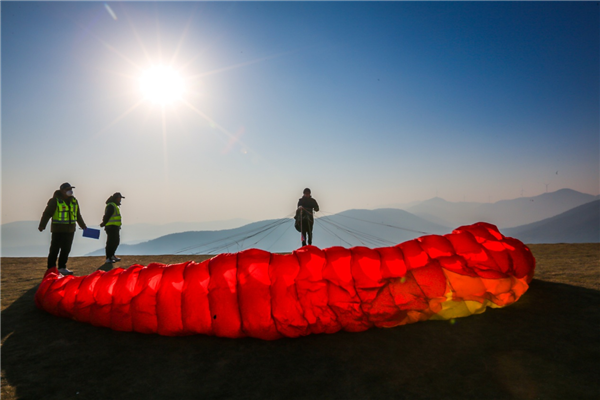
[
  {"left": 35, "top": 222, "right": 535, "bottom": 339},
  {"left": 174, "top": 214, "right": 295, "bottom": 255},
  {"left": 173, "top": 210, "right": 429, "bottom": 255}
]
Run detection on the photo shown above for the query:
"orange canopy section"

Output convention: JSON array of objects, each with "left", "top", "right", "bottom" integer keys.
[{"left": 35, "top": 222, "right": 535, "bottom": 339}]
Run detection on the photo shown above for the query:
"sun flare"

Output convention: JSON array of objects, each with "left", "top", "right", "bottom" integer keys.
[{"left": 139, "top": 66, "right": 185, "bottom": 105}]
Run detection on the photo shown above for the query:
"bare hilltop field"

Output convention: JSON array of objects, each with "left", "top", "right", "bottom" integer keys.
[{"left": 2, "top": 243, "right": 599, "bottom": 400}]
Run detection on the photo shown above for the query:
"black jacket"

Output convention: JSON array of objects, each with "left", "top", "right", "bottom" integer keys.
[
  {"left": 294, "top": 196, "right": 319, "bottom": 232},
  {"left": 39, "top": 191, "right": 87, "bottom": 233},
  {"left": 297, "top": 196, "right": 319, "bottom": 214}
]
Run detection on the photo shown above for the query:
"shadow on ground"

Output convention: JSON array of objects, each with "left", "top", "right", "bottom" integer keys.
[{"left": 2, "top": 279, "right": 599, "bottom": 400}]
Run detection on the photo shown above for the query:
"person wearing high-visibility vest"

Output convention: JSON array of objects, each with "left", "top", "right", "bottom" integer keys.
[
  {"left": 38, "top": 182, "right": 88, "bottom": 275},
  {"left": 100, "top": 192, "right": 125, "bottom": 264}
]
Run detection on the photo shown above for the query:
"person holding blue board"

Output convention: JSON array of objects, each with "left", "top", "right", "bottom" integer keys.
[
  {"left": 38, "top": 182, "right": 87, "bottom": 275},
  {"left": 100, "top": 192, "right": 125, "bottom": 264}
]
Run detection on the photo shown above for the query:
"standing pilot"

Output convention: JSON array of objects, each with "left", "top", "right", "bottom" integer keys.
[{"left": 295, "top": 188, "right": 319, "bottom": 246}]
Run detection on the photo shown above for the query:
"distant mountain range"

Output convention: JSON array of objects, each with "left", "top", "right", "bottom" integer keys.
[
  {"left": 88, "top": 198, "right": 599, "bottom": 255},
  {"left": 0, "top": 218, "right": 250, "bottom": 257},
  {"left": 503, "top": 200, "right": 599, "bottom": 244},
  {"left": 402, "top": 188, "right": 598, "bottom": 228},
  {"left": 2, "top": 189, "right": 598, "bottom": 257},
  {"left": 105, "top": 219, "right": 251, "bottom": 244},
  {"left": 86, "top": 208, "right": 452, "bottom": 256}
]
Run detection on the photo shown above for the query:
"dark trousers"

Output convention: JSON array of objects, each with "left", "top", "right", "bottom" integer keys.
[
  {"left": 105, "top": 226, "right": 121, "bottom": 258},
  {"left": 301, "top": 219, "right": 314, "bottom": 246},
  {"left": 47, "top": 232, "right": 75, "bottom": 269}
]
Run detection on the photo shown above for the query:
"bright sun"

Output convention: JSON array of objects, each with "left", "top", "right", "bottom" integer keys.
[{"left": 139, "top": 66, "right": 185, "bottom": 105}]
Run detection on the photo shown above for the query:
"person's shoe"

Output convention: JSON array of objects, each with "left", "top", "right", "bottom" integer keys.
[
  {"left": 58, "top": 268, "right": 74, "bottom": 276},
  {"left": 105, "top": 258, "right": 114, "bottom": 264},
  {"left": 111, "top": 256, "right": 121, "bottom": 263}
]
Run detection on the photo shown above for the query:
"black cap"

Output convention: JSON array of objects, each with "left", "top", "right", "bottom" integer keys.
[
  {"left": 60, "top": 183, "right": 75, "bottom": 191},
  {"left": 113, "top": 192, "right": 125, "bottom": 199}
]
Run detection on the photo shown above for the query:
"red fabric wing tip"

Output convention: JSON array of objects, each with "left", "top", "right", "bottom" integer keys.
[{"left": 44, "top": 267, "right": 59, "bottom": 278}]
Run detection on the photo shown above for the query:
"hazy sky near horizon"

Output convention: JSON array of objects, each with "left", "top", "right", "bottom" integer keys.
[{"left": 2, "top": 1, "right": 599, "bottom": 225}]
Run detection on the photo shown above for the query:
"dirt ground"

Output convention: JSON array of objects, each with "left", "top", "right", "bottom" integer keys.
[{"left": 2, "top": 244, "right": 599, "bottom": 399}]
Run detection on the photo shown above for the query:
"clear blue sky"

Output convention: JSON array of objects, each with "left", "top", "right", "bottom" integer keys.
[{"left": 2, "top": 1, "right": 598, "bottom": 225}]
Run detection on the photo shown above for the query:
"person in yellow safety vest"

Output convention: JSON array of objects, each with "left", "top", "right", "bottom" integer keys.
[
  {"left": 38, "top": 182, "right": 87, "bottom": 275},
  {"left": 100, "top": 192, "right": 125, "bottom": 264}
]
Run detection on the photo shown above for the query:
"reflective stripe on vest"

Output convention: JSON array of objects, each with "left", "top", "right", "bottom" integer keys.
[
  {"left": 106, "top": 203, "right": 122, "bottom": 226},
  {"left": 52, "top": 198, "right": 78, "bottom": 224}
]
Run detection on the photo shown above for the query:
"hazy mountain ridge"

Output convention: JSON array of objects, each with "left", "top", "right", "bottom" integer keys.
[
  {"left": 502, "top": 200, "right": 599, "bottom": 244},
  {"left": 86, "top": 199, "right": 600, "bottom": 255},
  {"left": 1, "top": 218, "right": 251, "bottom": 257},
  {"left": 3, "top": 189, "right": 598, "bottom": 257},
  {"left": 86, "top": 209, "right": 452, "bottom": 256},
  {"left": 405, "top": 189, "right": 596, "bottom": 228},
  {"left": 108, "top": 219, "right": 251, "bottom": 244}
]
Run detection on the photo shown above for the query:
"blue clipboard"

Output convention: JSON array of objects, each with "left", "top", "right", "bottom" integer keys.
[{"left": 83, "top": 228, "right": 101, "bottom": 239}]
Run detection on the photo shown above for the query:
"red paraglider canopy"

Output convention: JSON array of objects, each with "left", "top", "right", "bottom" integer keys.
[{"left": 35, "top": 222, "right": 535, "bottom": 339}]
